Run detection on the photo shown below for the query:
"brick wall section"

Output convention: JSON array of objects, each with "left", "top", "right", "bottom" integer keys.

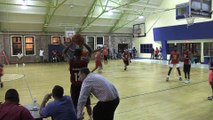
[{"left": 0, "top": 32, "right": 132, "bottom": 63}]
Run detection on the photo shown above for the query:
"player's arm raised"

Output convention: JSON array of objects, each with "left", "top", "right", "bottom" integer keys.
[
  {"left": 83, "top": 43, "right": 92, "bottom": 58},
  {"left": 63, "top": 43, "right": 72, "bottom": 55}
]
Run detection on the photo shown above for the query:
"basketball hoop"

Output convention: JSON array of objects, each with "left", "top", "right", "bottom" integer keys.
[{"left": 184, "top": 14, "right": 195, "bottom": 28}]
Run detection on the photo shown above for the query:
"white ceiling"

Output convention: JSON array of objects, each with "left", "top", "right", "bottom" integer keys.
[{"left": 0, "top": 0, "right": 164, "bottom": 33}]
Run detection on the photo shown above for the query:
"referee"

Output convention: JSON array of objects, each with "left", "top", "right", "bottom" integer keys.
[{"left": 77, "top": 68, "right": 119, "bottom": 120}]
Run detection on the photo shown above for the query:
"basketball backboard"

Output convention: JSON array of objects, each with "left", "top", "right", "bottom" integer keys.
[
  {"left": 133, "top": 23, "right": 146, "bottom": 38},
  {"left": 190, "top": 0, "right": 212, "bottom": 18}
]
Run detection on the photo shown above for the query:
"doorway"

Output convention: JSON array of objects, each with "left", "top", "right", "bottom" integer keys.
[{"left": 118, "top": 44, "right": 128, "bottom": 53}]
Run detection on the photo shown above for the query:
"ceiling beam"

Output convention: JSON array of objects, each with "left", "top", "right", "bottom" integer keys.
[
  {"left": 0, "top": 2, "right": 46, "bottom": 8},
  {"left": 79, "top": 0, "right": 143, "bottom": 33},
  {"left": 110, "top": 16, "right": 139, "bottom": 33},
  {"left": 110, "top": 0, "right": 151, "bottom": 33},
  {"left": 130, "top": 3, "right": 164, "bottom": 10},
  {"left": 77, "top": 0, "right": 99, "bottom": 33},
  {"left": 42, "top": 0, "right": 67, "bottom": 32},
  {"left": 108, "top": 0, "right": 132, "bottom": 33},
  {"left": 108, "top": 0, "right": 121, "bottom": 5},
  {"left": 108, "top": 11, "right": 125, "bottom": 33}
]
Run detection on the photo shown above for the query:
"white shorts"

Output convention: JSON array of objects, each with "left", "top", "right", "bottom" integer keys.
[{"left": 169, "top": 63, "right": 180, "bottom": 68}]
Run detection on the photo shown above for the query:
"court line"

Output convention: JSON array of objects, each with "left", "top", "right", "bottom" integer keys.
[
  {"left": 2, "top": 73, "right": 25, "bottom": 81},
  {"left": 116, "top": 102, "right": 160, "bottom": 115},
  {"left": 90, "top": 80, "right": 207, "bottom": 106},
  {"left": 121, "top": 80, "right": 207, "bottom": 100}
]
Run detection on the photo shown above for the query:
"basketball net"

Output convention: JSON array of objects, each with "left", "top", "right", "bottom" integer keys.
[{"left": 184, "top": 14, "right": 195, "bottom": 28}]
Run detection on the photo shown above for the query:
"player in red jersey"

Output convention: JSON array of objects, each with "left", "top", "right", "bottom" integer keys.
[
  {"left": 183, "top": 48, "right": 191, "bottom": 83},
  {"left": 122, "top": 49, "right": 130, "bottom": 70},
  {"left": 91, "top": 50, "right": 102, "bottom": 73},
  {"left": 103, "top": 46, "right": 109, "bottom": 64},
  {"left": 63, "top": 35, "right": 93, "bottom": 120},
  {"left": 208, "top": 61, "right": 213, "bottom": 100},
  {"left": 166, "top": 45, "right": 182, "bottom": 81}
]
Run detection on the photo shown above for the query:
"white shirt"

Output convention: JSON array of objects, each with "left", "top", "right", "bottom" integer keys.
[
  {"left": 77, "top": 73, "right": 119, "bottom": 118},
  {"left": 39, "top": 50, "right": 44, "bottom": 56},
  {"left": 17, "top": 53, "right": 23, "bottom": 59}
]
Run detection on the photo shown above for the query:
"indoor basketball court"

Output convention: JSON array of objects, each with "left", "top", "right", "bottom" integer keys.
[
  {"left": 0, "top": 0, "right": 213, "bottom": 120},
  {"left": 0, "top": 60, "right": 212, "bottom": 120}
]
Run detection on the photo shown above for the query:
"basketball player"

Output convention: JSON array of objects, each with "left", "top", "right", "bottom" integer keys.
[
  {"left": 91, "top": 50, "right": 102, "bottom": 73},
  {"left": 166, "top": 45, "right": 182, "bottom": 81},
  {"left": 208, "top": 61, "right": 213, "bottom": 100},
  {"left": 63, "top": 35, "right": 93, "bottom": 120},
  {"left": 183, "top": 48, "right": 191, "bottom": 83},
  {"left": 122, "top": 49, "right": 130, "bottom": 70},
  {"left": 103, "top": 46, "right": 109, "bottom": 64},
  {"left": 0, "top": 64, "right": 4, "bottom": 88}
]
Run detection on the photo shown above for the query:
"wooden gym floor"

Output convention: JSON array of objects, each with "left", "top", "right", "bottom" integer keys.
[{"left": 0, "top": 59, "right": 212, "bottom": 120}]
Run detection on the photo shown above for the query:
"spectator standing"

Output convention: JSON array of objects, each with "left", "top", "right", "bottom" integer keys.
[
  {"left": 77, "top": 68, "right": 119, "bottom": 120},
  {"left": 39, "top": 48, "right": 44, "bottom": 63}
]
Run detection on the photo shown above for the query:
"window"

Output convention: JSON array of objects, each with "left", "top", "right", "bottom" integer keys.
[
  {"left": 11, "top": 36, "right": 23, "bottom": 55},
  {"left": 96, "top": 37, "right": 104, "bottom": 44},
  {"left": 51, "top": 36, "right": 61, "bottom": 45},
  {"left": 11, "top": 35, "right": 36, "bottom": 56},
  {"left": 204, "top": 42, "right": 213, "bottom": 56},
  {"left": 86, "top": 37, "right": 95, "bottom": 50},
  {"left": 140, "top": 44, "right": 152, "bottom": 53},
  {"left": 25, "top": 36, "right": 35, "bottom": 55},
  {"left": 63, "top": 36, "right": 71, "bottom": 45}
]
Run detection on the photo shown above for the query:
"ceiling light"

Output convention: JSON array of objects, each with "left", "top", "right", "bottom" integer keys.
[
  {"left": 21, "top": 0, "right": 28, "bottom": 9},
  {"left": 106, "top": 7, "right": 113, "bottom": 15},
  {"left": 70, "top": 4, "right": 74, "bottom": 8},
  {"left": 21, "top": 5, "right": 27, "bottom": 9},
  {"left": 138, "top": 16, "right": 144, "bottom": 19},
  {"left": 108, "top": 10, "right": 113, "bottom": 15},
  {"left": 22, "top": 0, "right": 27, "bottom": 6}
]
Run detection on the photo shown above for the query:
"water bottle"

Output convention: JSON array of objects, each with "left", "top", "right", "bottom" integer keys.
[{"left": 32, "top": 98, "right": 39, "bottom": 111}]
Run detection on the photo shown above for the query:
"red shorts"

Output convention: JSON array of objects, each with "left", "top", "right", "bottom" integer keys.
[
  {"left": 0, "top": 68, "right": 3, "bottom": 77},
  {"left": 209, "top": 70, "right": 213, "bottom": 85},
  {"left": 96, "top": 60, "right": 102, "bottom": 67}
]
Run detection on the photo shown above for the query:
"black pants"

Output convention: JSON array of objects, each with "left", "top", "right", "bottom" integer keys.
[
  {"left": 184, "top": 64, "right": 191, "bottom": 79},
  {"left": 71, "top": 84, "right": 90, "bottom": 111},
  {"left": 93, "top": 97, "right": 119, "bottom": 120}
]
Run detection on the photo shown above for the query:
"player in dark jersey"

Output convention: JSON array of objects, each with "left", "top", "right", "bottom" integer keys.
[
  {"left": 166, "top": 45, "right": 182, "bottom": 81},
  {"left": 0, "top": 64, "right": 4, "bottom": 88},
  {"left": 122, "top": 49, "right": 130, "bottom": 70},
  {"left": 103, "top": 46, "right": 109, "bottom": 64},
  {"left": 63, "top": 35, "right": 93, "bottom": 120},
  {"left": 183, "top": 48, "right": 191, "bottom": 83}
]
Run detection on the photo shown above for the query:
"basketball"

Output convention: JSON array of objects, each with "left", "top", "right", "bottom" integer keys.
[{"left": 72, "top": 34, "right": 85, "bottom": 46}]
